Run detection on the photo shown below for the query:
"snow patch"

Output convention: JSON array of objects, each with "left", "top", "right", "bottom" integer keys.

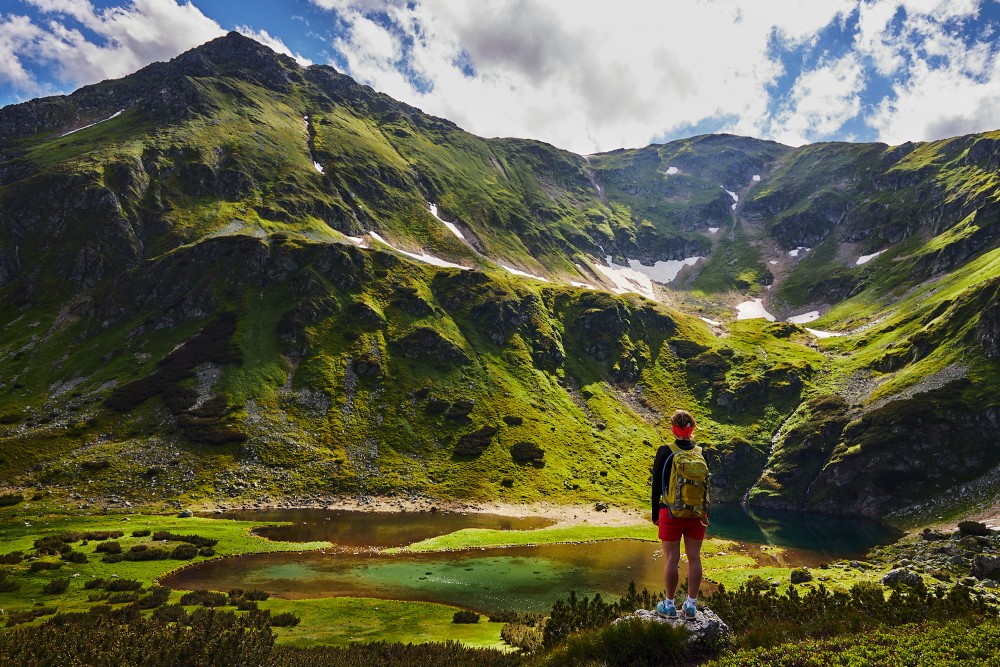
[
  {"left": 721, "top": 186, "right": 738, "bottom": 211},
  {"left": 345, "top": 236, "right": 366, "bottom": 247},
  {"left": 313, "top": 161, "right": 324, "bottom": 174},
  {"left": 367, "top": 232, "right": 468, "bottom": 270},
  {"left": 856, "top": 249, "right": 886, "bottom": 265},
  {"left": 699, "top": 317, "right": 721, "bottom": 326},
  {"left": 752, "top": 174, "right": 761, "bottom": 182},
  {"left": 768, "top": 260, "right": 778, "bottom": 265},
  {"left": 499, "top": 263, "right": 548, "bottom": 282},
  {"left": 606, "top": 255, "right": 701, "bottom": 285},
  {"left": 665, "top": 166, "right": 679, "bottom": 175},
  {"left": 594, "top": 263, "right": 655, "bottom": 300},
  {"left": 708, "top": 227, "right": 719, "bottom": 234},
  {"left": 569, "top": 281, "right": 594, "bottom": 289},
  {"left": 805, "top": 328, "right": 841, "bottom": 338},
  {"left": 788, "top": 247, "right": 810, "bottom": 258},
  {"left": 429, "top": 203, "right": 466, "bottom": 240},
  {"left": 735, "top": 299, "right": 776, "bottom": 321},
  {"left": 787, "top": 311, "right": 820, "bottom": 324},
  {"left": 61, "top": 109, "right": 123, "bottom": 137}
]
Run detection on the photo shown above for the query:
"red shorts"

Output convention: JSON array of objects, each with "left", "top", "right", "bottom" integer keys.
[{"left": 657, "top": 511, "right": 708, "bottom": 542}]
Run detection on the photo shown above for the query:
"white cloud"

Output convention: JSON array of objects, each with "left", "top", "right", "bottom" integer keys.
[
  {"left": 236, "top": 26, "right": 313, "bottom": 66},
  {"left": 316, "top": 0, "right": 856, "bottom": 153},
  {"left": 0, "top": 14, "right": 45, "bottom": 90},
  {"left": 771, "top": 53, "right": 865, "bottom": 144},
  {"left": 5, "top": 0, "right": 224, "bottom": 96}
]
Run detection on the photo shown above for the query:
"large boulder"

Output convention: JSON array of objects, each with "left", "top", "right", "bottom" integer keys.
[
  {"left": 629, "top": 606, "right": 731, "bottom": 652},
  {"left": 971, "top": 556, "right": 1000, "bottom": 580},
  {"left": 881, "top": 568, "right": 922, "bottom": 587}
]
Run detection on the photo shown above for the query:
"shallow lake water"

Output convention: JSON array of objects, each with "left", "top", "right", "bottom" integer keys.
[{"left": 166, "top": 506, "right": 900, "bottom": 614}]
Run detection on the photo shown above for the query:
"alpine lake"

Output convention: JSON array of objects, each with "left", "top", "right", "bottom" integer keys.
[{"left": 161, "top": 505, "right": 901, "bottom": 615}]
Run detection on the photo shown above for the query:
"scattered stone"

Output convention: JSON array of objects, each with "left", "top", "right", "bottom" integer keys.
[
  {"left": 790, "top": 568, "right": 813, "bottom": 584},
  {"left": 595, "top": 501, "right": 609, "bottom": 512},
  {"left": 971, "top": 556, "right": 1000, "bottom": 580},
  {"left": 921, "top": 529, "right": 949, "bottom": 541},
  {"left": 960, "top": 577, "right": 978, "bottom": 587},
  {"left": 881, "top": 568, "right": 922, "bottom": 587},
  {"left": 177, "top": 509, "right": 193, "bottom": 518},
  {"left": 630, "top": 607, "right": 731, "bottom": 651}
]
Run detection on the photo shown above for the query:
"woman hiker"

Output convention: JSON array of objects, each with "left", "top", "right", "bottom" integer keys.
[{"left": 651, "top": 409, "right": 710, "bottom": 620}]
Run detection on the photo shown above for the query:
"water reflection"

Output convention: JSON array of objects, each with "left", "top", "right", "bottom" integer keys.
[
  {"left": 709, "top": 504, "right": 902, "bottom": 557},
  {"left": 203, "top": 509, "right": 556, "bottom": 548},
  {"left": 162, "top": 541, "right": 671, "bottom": 613}
]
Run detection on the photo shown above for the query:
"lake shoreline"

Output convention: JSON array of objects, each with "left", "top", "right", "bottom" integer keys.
[{"left": 192, "top": 495, "right": 650, "bottom": 530}]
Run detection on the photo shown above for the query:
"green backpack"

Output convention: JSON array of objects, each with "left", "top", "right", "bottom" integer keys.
[{"left": 660, "top": 444, "right": 710, "bottom": 519}]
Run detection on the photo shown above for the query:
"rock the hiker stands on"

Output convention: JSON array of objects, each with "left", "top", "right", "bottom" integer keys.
[{"left": 628, "top": 607, "right": 731, "bottom": 650}]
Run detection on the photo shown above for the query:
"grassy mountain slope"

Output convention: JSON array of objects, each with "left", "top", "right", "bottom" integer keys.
[{"left": 0, "top": 33, "right": 998, "bottom": 518}]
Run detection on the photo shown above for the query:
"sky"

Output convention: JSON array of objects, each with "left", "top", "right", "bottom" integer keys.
[{"left": 1, "top": 0, "right": 999, "bottom": 153}]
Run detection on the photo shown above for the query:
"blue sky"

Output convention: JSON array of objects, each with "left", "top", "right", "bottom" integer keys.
[{"left": 1, "top": 0, "right": 999, "bottom": 153}]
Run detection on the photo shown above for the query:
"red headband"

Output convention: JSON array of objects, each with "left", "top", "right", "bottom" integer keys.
[{"left": 672, "top": 424, "right": 694, "bottom": 440}]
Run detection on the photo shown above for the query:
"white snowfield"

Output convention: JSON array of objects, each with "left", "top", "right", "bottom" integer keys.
[
  {"left": 769, "top": 260, "right": 778, "bottom": 265},
  {"left": 735, "top": 299, "right": 776, "bottom": 321},
  {"left": 788, "top": 310, "right": 820, "bottom": 324},
  {"left": 856, "top": 249, "right": 886, "bottom": 265},
  {"left": 61, "top": 109, "right": 124, "bottom": 137},
  {"left": 708, "top": 227, "right": 719, "bottom": 234},
  {"left": 665, "top": 166, "right": 679, "bottom": 175},
  {"left": 569, "top": 281, "right": 595, "bottom": 289},
  {"left": 367, "top": 232, "right": 468, "bottom": 270},
  {"left": 805, "top": 328, "right": 840, "bottom": 338},
  {"left": 428, "top": 203, "right": 465, "bottom": 240},
  {"left": 788, "top": 247, "right": 810, "bottom": 257},
  {"left": 594, "top": 262, "right": 655, "bottom": 300},
  {"left": 313, "top": 161, "right": 324, "bottom": 174},
  {"left": 345, "top": 236, "right": 366, "bottom": 247},
  {"left": 700, "top": 317, "right": 722, "bottom": 326},
  {"left": 752, "top": 174, "right": 761, "bottom": 182},
  {"left": 606, "top": 255, "right": 701, "bottom": 285},
  {"left": 499, "top": 263, "right": 548, "bottom": 282}
]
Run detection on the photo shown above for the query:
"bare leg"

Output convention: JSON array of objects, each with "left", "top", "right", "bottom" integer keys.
[
  {"left": 685, "top": 538, "right": 703, "bottom": 599},
  {"left": 661, "top": 539, "right": 681, "bottom": 600}
]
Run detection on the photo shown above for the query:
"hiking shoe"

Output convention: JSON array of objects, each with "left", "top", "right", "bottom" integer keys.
[
  {"left": 656, "top": 599, "right": 677, "bottom": 618},
  {"left": 683, "top": 599, "right": 697, "bottom": 620}
]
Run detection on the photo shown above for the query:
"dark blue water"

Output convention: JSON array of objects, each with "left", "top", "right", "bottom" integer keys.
[{"left": 707, "top": 504, "right": 902, "bottom": 558}]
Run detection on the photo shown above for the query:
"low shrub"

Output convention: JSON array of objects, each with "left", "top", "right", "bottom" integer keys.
[
  {"left": 42, "top": 577, "right": 70, "bottom": 594},
  {"left": 198, "top": 547, "right": 216, "bottom": 557},
  {"left": 0, "top": 570, "right": 20, "bottom": 593},
  {"left": 180, "top": 590, "right": 228, "bottom": 607},
  {"left": 542, "top": 617, "right": 688, "bottom": 667},
  {"left": 269, "top": 612, "right": 301, "bottom": 627},
  {"left": 171, "top": 543, "right": 199, "bottom": 559},
  {"left": 132, "top": 529, "right": 152, "bottom": 537},
  {"left": 151, "top": 603, "right": 189, "bottom": 624},
  {"left": 61, "top": 550, "right": 88, "bottom": 564},
  {"left": 83, "top": 578, "right": 106, "bottom": 590},
  {"left": 510, "top": 441, "right": 545, "bottom": 464},
  {"left": 0, "top": 551, "right": 24, "bottom": 564},
  {"left": 152, "top": 531, "right": 218, "bottom": 548},
  {"left": 107, "top": 592, "right": 140, "bottom": 604},
  {"left": 270, "top": 642, "right": 522, "bottom": 667},
  {"left": 120, "top": 545, "right": 171, "bottom": 561},
  {"left": 958, "top": 521, "right": 991, "bottom": 537},
  {"left": 95, "top": 541, "right": 122, "bottom": 554},
  {"left": 0, "top": 493, "right": 23, "bottom": 507},
  {"left": 83, "top": 530, "right": 124, "bottom": 541},
  {"left": 29, "top": 561, "right": 62, "bottom": 572},
  {"left": 105, "top": 578, "right": 142, "bottom": 592},
  {"left": 453, "top": 609, "right": 480, "bottom": 624},
  {"left": 230, "top": 588, "right": 270, "bottom": 602}
]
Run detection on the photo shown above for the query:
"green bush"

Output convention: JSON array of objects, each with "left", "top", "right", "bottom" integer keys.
[
  {"left": 453, "top": 609, "right": 481, "bottom": 624},
  {"left": 61, "top": 550, "right": 88, "bottom": 564},
  {"left": 171, "top": 543, "right": 199, "bottom": 559},
  {"left": 0, "top": 493, "right": 23, "bottom": 507},
  {"left": 0, "top": 551, "right": 24, "bottom": 564},
  {"left": 136, "top": 586, "right": 171, "bottom": 610},
  {"left": 180, "top": 590, "right": 228, "bottom": 607},
  {"left": 198, "top": 547, "right": 216, "bottom": 557},
  {"left": 95, "top": 540, "right": 122, "bottom": 554},
  {"left": 105, "top": 578, "right": 142, "bottom": 592},
  {"left": 958, "top": 521, "right": 991, "bottom": 537},
  {"left": 29, "top": 561, "right": 62, "bottom": 572},
  {"left": 510, "top": 441, "right": 545, "bottom": 463},
  {"left": 152, "top": 531, "right": 218, "bottom": 548},
  {"left": 268, "top": 612, "right": 301, "bottom": 627},
  {"left": 42, "top": 577, "right": 70, "bottom": 594},
  {"left": 83, "top": 530, "right": 125, "bottom": 541},
  {"left": 543, "top": 581, "right": 660, "bottom": 648},
  {"left": 541, "top": 618, "right": 689, "bottom": 667},
  {"left": 131, "top": 529, "right": 152, "bottom": 537},
  {"left": 83, "top": 578, "right": 106, "bottom": 590},
  {"left": 0, "top": 570, "right": 20, "bottom": 593},
  {"left": 269, "top": 642, "right": 523, "bottom": 667}
]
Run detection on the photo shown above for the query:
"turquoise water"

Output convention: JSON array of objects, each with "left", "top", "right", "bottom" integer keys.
[{"left": 165, "top": 506, "right": 900, "bottom": 614}]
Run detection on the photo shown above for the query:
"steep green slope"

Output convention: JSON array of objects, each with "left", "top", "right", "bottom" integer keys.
[{"left": 0, "top": 33, "right": 998, "bottom": 518}]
